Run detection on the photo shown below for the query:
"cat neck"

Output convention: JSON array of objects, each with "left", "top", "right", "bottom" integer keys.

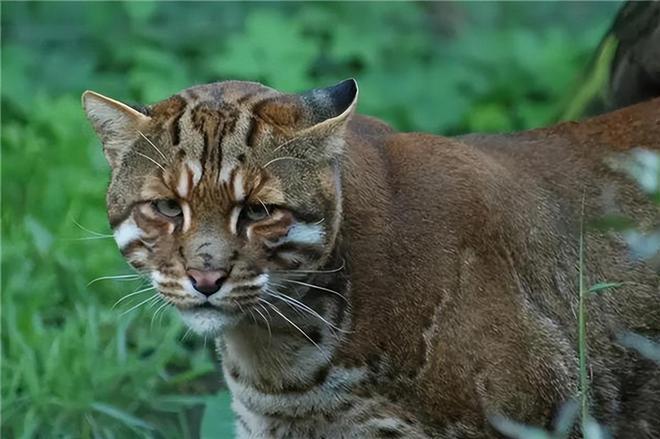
[{"left": 218, "top": 263, "right": 351, "bottom": 398}]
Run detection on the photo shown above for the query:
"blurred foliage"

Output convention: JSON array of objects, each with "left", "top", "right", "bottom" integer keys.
[{"left": 1, "top": 1, "right": 621, "bottom": 437}]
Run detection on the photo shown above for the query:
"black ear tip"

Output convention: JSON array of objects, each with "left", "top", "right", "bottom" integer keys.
[{"left": 327, "top": 78, "right": 358, "bottom": 113}]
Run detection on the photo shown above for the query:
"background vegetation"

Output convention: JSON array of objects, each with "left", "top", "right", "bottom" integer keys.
[{"left": 1, "top": 2, "right": 631, "bottom": 438}]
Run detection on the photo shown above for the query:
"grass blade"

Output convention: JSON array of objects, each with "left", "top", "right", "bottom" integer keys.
[{"left": 91, "top": 402, "right": 155, "bottom": 431}]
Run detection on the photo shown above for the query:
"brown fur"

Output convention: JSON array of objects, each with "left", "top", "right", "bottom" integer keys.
[{"left": 83, "top": 81, "right": 659, "bottom": 438}]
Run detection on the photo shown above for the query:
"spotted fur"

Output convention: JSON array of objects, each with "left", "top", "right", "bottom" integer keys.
[{"left": 84, "top": 80, "right": 659, "bottom": 438}]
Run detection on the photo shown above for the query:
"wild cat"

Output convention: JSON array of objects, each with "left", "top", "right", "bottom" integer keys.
[{"left": 83, "top": 79, "right": 659, "bottom": 438}]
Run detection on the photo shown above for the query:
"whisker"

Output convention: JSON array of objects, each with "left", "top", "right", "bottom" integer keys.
[
  {"left": 252, "top": 306, "right": 272, "bottom": 340},
  {"left": 180, "top": 327, "right": 193, "bottom": 343},
  {"left": 256, "top": 197, "right": 270, "bottom": 217},
  {"left": 260, "top": 298, "right": 329, "bottom": 360},
  {"left": 279, "top": 279, "right": 348, "bottom": 302},
  {"left": 265, "top": 288, "right": 351, "bottom": 334},
  {"left": 119, "top": 293, "right": 160, "bottom": 316},
  {"left": 247, "top": 309, "right": 258, "bottom": 326},
  {"left": 88, "top": 274, "right": 141, "bottom": 286},
  {"left": 135, "top": 151, "right": 166, "bottom": 172},
  {"left": 70, "top": 217, "right": 112, "bottom": 237},
  {"left": 147, "top": 295, "right": 163, "bottom": 310},
  {"left": 66, "top": 235, "right": 115, "bottom": 241},
  {"left": 137, "top": 130, "right": 168, "bottom": 162},
  {"left": 263, "top": 156, "right": 304, "bottom": 169},
  {"left": 271, "top": 135, "right": 302, "bottom": 154},
  {"left": 258, "top": 302, "right": 274, "bottom": 322},
  {"left": 112, "top": 285, "right": 154, "bottom": 309},
  {"left": 151, "top": 299, "right": 171, "bottom": 329},
  {"left": 271, "top": 259, "right": 346, "bottom": 275}
]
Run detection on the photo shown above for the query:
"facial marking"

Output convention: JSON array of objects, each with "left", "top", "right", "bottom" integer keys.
[
  {"left": 285, "top": 223, "right": 325, "bottom": 245},
  {"left": 175, "top": 159, "right": 203, "bottom": 199},
  {"left": 233, "top": 170, "right": 246, "bottom": 202},
  {"left": 213, "top": 273, "right": 269, "bottom": 301},
  {"left": 247, "top": 210, "right": 290, "bottom": 242},
  {"left": 113, "top": 218, "right": 142, "bottom": 249},
  {"left": 229, "top": 206, "right": 242, "bottom": 235},
  {"left": 181, "top": 201, "right": 192, "bottom": 233},
  {"left": 219, "top": 161, "right": 236, "bottom": 184}
]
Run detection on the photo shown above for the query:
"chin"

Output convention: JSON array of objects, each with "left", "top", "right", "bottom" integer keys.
[{"left": 178, "top": 307, "right": 241, "bottom": 336}]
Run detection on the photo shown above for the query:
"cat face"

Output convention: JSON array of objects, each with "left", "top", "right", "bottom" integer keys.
[{"left": 83, "top": 79, "right": 357, "bottom": 335}]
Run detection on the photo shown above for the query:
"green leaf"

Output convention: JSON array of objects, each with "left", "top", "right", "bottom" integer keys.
[{"left": 91, "top": 402, "right": 155, "bottom": 431}]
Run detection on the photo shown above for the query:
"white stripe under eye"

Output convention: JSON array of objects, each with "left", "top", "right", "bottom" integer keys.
[
  {"left": 113, "top": 219, "right": 142, "bottom": 248},
  {"left": 284, "top": 223, "right": 324, "bottom": 245}
]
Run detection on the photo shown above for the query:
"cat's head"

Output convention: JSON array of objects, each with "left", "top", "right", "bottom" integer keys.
[{"left": 83, "top": 79, "right": 357, "bottom": 335}]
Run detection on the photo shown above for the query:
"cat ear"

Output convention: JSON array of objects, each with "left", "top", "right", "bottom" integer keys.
[
  {"left": 298, "top": 78, "right": 358, "bottom": 135},
  {"left": 82, "top": 90, "right": 150, "bottom": 168}
]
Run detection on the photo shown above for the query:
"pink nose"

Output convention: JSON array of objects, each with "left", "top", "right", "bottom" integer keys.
[{"left": 186, "top": 269, "right": 227, "bottom": 296}]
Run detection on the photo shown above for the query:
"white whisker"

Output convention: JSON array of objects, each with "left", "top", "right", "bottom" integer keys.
[
  {"left": 257, "top": 197, "right": 270, "bottom": 217},
  {"left": 271, "top": 260, "right": 345, "bottom": 275},
  {"left": 71, "top": 218, "right": 112, "bottom": 237},
  {"left": 253, "top": 305, "right": 272, "bottom": 341},
  {"left": 247, "top": 310, "right": 259, "bottom": 328},
  {"left": 180, "top": 327, "right": 193, "bottom": 343},
  {"left": 260, "top": 298, "right": 329, "bottom": 361},
  {"left": 151, "top": 300, "right": 171, "bottom": 329},
  {"left": 112, "top": 285, "right": 155, "bottom": 309},
  {"left": 137, "top": 130, "right": 168, "bottom": 161},
  {"left": 119, "top": 293, "right": 160, "bottom": 316},
  {"left": 135, "top": 151, "right": 166, "bottom": 172},
  {"left": 280, "top": 279, "right": 348, "bottom": 302},
  {"left": 88, "top": 274, "right": 141, "bottom": 286},
  {"left": 266, "top": 288, "right": 350, "bottom": 334},
  {"left": 66, "top": 235, "right": 115, "bottom": 241},
  {"left": 263, "top": 156, "right": 304, "bottom": 169},
  {"left": 272, "top": 135, "right": 302, "bottom": 154}
]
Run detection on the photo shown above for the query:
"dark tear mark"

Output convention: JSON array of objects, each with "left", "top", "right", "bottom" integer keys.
[{"left": 237, "top": 153, "right": 246, "bottom": 163}]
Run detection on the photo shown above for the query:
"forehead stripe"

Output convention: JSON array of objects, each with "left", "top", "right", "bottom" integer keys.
[
  {"left": 175, "top": 160, "right": 203, "bottom": 199},
  {"left": 169, "top": 110, "right": 184, "bottom": 145}
]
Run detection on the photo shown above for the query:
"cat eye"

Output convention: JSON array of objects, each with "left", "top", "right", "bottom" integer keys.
[
  {"left": 243, "top": 203, "right": 270, "bottom": 222},
  {"left": 154, "top": 199, "right": 182, "bottom": 218}
]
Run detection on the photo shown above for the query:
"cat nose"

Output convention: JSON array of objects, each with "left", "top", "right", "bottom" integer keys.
[{"left": 186, "top": 268, "right": 227, "bottom": 296}]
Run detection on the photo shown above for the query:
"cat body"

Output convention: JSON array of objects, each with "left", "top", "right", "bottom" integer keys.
[{"left": 83, "top": 80, "right": 659, "bottom": 438}]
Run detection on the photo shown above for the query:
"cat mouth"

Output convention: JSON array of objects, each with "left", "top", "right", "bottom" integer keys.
[
  {"left": 197, "top": 302, "right": 217, "bottom": 310},
  {"left": 189, "top": 295, "right": 261, "bottom": 313}
]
